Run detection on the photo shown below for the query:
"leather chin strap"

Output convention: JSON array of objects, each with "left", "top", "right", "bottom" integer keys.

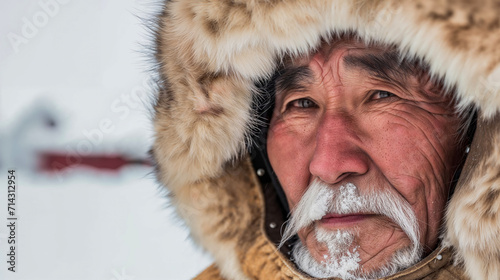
[
  {"left": 250, "top": 133, "right": 290, "bottom": 215},
  {"left": 248, "top": 75, "right": 296, "bottom": 254},
  {"left": 249, "top": 74, "right": 290, "bottom": 215},
  {"left": 448, "top": 109, "right": 477, "bottom": 200}
]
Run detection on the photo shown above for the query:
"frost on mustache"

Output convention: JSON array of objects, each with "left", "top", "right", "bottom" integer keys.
[
  {"left": 280, "top": 180, "right": 422, "bottom": 279},
  {"left": 292, "top": 228, "right": 361, "bottom": 279},
  {"left": 281, "top": 181, "right": 420, "bottom": 258},
  {"left": 282, "top": 182, "right": 364, "bottom": 279},
  {"left": 335, "top": 183, "right": 363, "bottom": 213},
  {"left": 280, "top": 182, "right": 362, "bottom": 247}
]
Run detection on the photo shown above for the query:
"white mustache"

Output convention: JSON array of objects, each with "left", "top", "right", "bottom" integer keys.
[{"left": 280, "top": 180, "right": 421, "bottom": 258}]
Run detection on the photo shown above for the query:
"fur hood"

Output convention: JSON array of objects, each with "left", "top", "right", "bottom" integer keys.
[{"left": 151, "top": 1, "right": 500, "bottom": 279}]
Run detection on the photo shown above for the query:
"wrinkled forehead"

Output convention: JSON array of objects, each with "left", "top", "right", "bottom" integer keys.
[
  {"left": 287, "top": 37, "right": 394, "bottom": 68},
  {"left": 275, "top": 37, "right": 445, "bottom": 100}
]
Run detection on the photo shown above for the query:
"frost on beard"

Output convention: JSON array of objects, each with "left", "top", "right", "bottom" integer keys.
[{"left": 293, "top": 228, "right": 361, "bottom": 279}]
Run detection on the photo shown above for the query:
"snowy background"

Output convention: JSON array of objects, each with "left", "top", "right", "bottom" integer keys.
[{"left": 0, "top": 0, "right": 212, "bottom": 279}]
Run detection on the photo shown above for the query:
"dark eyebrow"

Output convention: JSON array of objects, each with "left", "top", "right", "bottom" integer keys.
[
  {"left": 274, "top": 66, "right": 314, "bottom": 96},
  {"left": 343, "top": 52, "right": 419, "bottom": 90}
]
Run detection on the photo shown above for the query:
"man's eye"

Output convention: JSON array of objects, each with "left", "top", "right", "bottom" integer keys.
[
  {"left": 371, "top": 90, "right": 396, "bottom": 100},
  {"left": 288, "top": 98, "right": 317, "bottom": 109}
]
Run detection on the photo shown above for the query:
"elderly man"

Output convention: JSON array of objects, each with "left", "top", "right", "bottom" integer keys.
[
  {"left": 266, "top": 37, "right": 465, "bottom": 278},
  {"left": 151, "top": 1, "right": 500, "bottom": 279}
]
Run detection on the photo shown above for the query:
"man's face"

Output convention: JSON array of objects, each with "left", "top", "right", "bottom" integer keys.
[{"left": 267, "top": 40, "right": 463, "bottom": 276}]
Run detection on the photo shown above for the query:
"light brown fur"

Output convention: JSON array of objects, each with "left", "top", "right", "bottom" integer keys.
[
  {"left": 152, "top": 1, "right": 500, "bottom": 279},
  {"left": 444, "top": 115, "right": 500, "bottom": 280}
]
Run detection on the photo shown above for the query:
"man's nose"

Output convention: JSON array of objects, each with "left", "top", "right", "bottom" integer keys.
[{"left": 309, "top": 112, "right": 369, "bottom": 184}]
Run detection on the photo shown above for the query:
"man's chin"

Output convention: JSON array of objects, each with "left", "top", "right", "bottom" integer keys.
[{"left": 293, "top": 227, "right": 422, "bottom": 279}]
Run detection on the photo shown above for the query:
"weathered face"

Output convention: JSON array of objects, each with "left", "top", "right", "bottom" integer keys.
[{"left": 267, "top": 40, "right": 463, "bottom": 276}]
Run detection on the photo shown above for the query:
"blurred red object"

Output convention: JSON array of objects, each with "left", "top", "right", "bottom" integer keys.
[{"left": 39, "top": 152, "right": 152, "bottom": 172}]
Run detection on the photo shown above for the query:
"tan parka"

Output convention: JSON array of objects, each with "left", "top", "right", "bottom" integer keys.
[{"left": 151, "top": 1, "right": 500, "bottom": 279}]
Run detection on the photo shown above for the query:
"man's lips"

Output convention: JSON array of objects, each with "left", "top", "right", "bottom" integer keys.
[{"left": 320, "top": 213, "right": 375, "bottom": 226}]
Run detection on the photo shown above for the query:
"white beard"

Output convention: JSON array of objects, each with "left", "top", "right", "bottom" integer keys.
[
  {"left": 292, "top": 228, "right": 360, "bottom": 279},
  {"left": 292, "top": 231, "right": 422, "bottom": 279},
  {"left": 281, "top": 181, "right": 423, "bottom": 279}
]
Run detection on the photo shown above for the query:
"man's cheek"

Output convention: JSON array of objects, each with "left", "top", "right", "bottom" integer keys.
[
  {"left": 377, "top": 119, "right": 435, "bottom": 166},
  {"left": 372, "top": 127, "right": 429, "bottom": 204},
  {"left": 271, "top": 123, "right": 314, "bottom": 162},
  {"left": 281, "top": 150, "right": 313, "bottom": 203}
]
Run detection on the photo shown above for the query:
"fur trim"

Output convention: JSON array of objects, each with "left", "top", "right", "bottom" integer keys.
[
  {"left": 152, "top": 1, "right": 500, "bottom": 279},
  {"left": 444, "top": 116, "right": 500, "bottom": 280},
  {"left": 163, "top": 159, "right": 262, "bottom": 280}
]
